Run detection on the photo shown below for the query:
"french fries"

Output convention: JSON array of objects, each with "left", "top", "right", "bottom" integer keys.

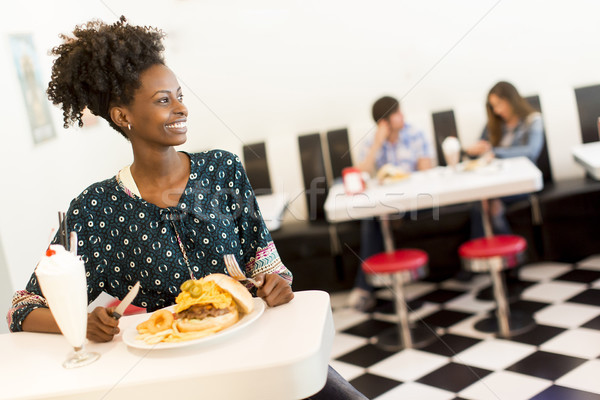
[
  {"left": 136, "top": 328, "right": 174, "bottom": 345},
  {"left": 135, "top": 311, "right": 224, "bottom": 345},
  {"left": 162, "top": 328, "right": 220, "bottom": 343}
]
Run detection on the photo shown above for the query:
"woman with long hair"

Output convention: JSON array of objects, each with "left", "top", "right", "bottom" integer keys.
[{"left": 466, "top": 81, "right": 545, "bottom": 237}]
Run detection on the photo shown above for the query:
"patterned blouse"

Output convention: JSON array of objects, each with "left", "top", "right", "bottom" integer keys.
[{"left": 7, "top": 150, "right": 292, "bottom": 332}]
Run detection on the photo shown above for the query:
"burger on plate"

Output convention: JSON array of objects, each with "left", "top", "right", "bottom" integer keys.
[
  {"left": 173, "top": 273, "right": 254, "bottom": 334},
  {"left": 376, "top": 163, "right": 410, "bottom": 184}
]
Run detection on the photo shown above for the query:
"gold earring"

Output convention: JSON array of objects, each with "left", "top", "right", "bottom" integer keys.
[{"left": 128, "top": 124, "right": 131, "bottom": 130}]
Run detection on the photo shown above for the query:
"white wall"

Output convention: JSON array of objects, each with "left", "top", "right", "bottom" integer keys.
[
  {"left": 2, "top": 0, "right": 600, "bottom": 296},
  {"left": 0, "top": 229, "right": 10, "bottom": 333}
]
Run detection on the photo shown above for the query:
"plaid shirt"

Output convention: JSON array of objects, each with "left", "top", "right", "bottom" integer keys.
[{"left": 360, "top": 123, "right": 433, "bottom": 172}]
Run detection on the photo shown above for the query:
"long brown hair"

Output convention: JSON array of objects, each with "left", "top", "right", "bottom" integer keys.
[{"left": 486, "top": 81, "right": 535, "bottom": 146}]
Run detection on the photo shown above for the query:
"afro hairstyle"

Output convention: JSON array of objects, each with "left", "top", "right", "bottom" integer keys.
[{"left": 46, "top": 16, "right": 165, "bottom": 137}]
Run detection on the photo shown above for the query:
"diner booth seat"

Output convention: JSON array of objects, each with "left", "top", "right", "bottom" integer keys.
[
  {"left": 459, "top": 235, "right": 535, "bottom": 338},
  {"left": 269, "top": 132, "right": 360, "bottom": 292},
  {"left": 362, "top": 248, "right": 436, "bottom": 350}
]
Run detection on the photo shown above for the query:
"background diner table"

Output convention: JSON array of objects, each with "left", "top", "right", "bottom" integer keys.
[
  {"left": 324, "top": 156, "right": 544, "bottom": 250},
  {"left": 0, "top": 290, "right": 333, "bottom": 400},
  {"left": 572, "top": 141, "right": 600, "bottom": 180},
  {"left": 255, "top": 192, "right": 288, "bottom": 232}
]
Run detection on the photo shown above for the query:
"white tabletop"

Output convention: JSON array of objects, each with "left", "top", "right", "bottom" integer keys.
[
  {"left": 572, "top": 141, "right": 600, "bottom": 180},
  {"left": 256, "top": 193, "right": 288, "bottom": 231},
  {"left": 324, "top": 157, "right": 543, "bottom": 222},
  {"left": 0, "top": 291, "right": 333, "bottom": 400}
]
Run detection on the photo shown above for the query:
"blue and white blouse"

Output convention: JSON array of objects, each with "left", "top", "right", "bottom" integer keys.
[{"left": 7, "top": 150, "right": 292, "bottom": 332}]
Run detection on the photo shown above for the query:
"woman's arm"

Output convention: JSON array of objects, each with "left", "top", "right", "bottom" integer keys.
[
  {"left": 21, "top": 307, "right": 60, "bottom": 333},
  {"left": 229, "top": 153, "right": 293, "bottom": 306},
  {"left": 493, "top": 116, "right": 544, "bottom": 162},
  {"left": 7, "top": 289, "right": 53, "bottom": 333}
]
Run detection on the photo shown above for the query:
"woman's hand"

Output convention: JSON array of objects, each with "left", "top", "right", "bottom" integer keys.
[
  {"left": 254, "top": 273, "right": 294, "bottom": 307},
  {"left": 87, "top": 306, "right": 120, "bottom": 342},
  {"left": 465, "top": 140, "right": 492, "bottom": 157}
]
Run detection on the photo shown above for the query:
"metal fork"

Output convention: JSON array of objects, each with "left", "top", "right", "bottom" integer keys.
[{"left": 224, "top": 254, "right": 262, "bottom": 287}]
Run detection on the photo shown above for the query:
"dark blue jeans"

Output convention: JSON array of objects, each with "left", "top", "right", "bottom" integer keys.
[
  {"left": 306, "top": 366, "right": 368, "bottom": 399},
  {"left": 470, "top": 194, "right": 529, "bottom": 239},
  {"left": 354, "top": 218, "right": 385, "bottom": 292}
]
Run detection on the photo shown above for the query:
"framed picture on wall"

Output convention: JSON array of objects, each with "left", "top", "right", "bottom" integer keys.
[{"left": 9, "top": 33, "right": 56, "bottom": 145}]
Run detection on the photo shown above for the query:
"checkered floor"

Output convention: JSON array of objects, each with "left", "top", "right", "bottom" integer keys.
[{"left": 329, "top": 255, "right": 600, "bottom": 400}]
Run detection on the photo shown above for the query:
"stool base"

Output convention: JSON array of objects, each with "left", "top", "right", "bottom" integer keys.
[
  {"left": 371, "top": 322, "right": 437, "bottom": 352},
  {"left": 474, "top": 311, "right": 535, "bottom": 338},
  {"left": 476, "top": 280, "right": 529, "bottom": 302}
]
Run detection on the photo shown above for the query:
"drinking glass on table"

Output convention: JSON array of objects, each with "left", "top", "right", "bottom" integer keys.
[
  {"left": 442, "top": 136, "right": 461, "bottom": 169},
  {"left": 36, "top": 244, "right": 100, "bottom": 368}
]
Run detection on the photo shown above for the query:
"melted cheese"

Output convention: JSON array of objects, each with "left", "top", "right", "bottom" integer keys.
[{"left": 174, "top": 280, "right": 233, "bottom": 313}]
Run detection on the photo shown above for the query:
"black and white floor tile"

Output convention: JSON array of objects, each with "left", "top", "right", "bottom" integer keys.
[{"left": 329, "top": 255, "right": 600, "bottom": 399}]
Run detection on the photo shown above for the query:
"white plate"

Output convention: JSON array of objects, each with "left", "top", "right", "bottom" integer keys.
[{"left": 122, "top": 298, "right": 265, "bottom": 350}]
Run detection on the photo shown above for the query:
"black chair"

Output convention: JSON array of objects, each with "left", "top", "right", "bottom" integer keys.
[
  {"left": 524, "top": 95, "right": 553, "bottom": 185},
  {"left": 298, "top": 133, "right": 330, "bottom": 222},
  {"left": 242, "top": 142, "right": 272, "bottom": 195},
  {"left": 431, "top": 110, "right": 460, "bottom": 166},
  {"left": 326, "top": 128, "right": 353, "bottom": 181},
  {"left": 270, "top": 133, "right": 359, "bottom": 292},
  {"left": 574, "top": 84, "right": 600, "bottom": 143}
]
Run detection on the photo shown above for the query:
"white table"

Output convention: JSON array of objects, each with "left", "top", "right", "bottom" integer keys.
[
  {"left": 324, "top": 157, "right": 543, "bottom": 224},
  {"left": 0, "top": 291, "right": 333, "bottom": 400},
  {"left": 256, "top": 193, "right": 288, "bottom": 231},
  {"left": 572, "top": 141, "right": 600, "bottom": 180}
]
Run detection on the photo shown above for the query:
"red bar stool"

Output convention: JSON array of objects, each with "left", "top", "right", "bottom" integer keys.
[
  {"left": 362, "top": 248, "right": 436, "bottom": 351},
  {"left": 459, "top": 234, "right": 535, "bottom": 338}
]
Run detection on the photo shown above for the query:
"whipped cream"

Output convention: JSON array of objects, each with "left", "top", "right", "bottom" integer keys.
[
  {"left": 442, "top": 136, "right": 460, "bottom": 153},
  {"left": 36, "top": 245, "right": 83, "bottom": 274}
]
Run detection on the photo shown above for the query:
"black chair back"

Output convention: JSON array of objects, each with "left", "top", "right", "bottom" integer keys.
[
  {"left": 326, "top": 128, "right": 353, "bottom": 181},
  {"left": 242, "top": 142, "right": 272, "bottom": 195},
  {"left": 298, "top": 133, "right": 329, "bottom": 222},
  {"left": 574, "top": 84, "right": 600, "bottom": 143},
  {"left": 431, "top": 110, "right": 459, "bottom": 166},
  {"left": 524, "top": 95, "right": 553, "bottom": 185}
]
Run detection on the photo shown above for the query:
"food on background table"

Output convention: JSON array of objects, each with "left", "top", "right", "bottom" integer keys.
[
  {"left": 376, "top": 163, "right": 410, "bottom": 184},
  {"left": 463, "top": 152, "right": 494, "bottom": 171},
  {"left": 136, "top": 273, "right": 254, "bottom": 344}
]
